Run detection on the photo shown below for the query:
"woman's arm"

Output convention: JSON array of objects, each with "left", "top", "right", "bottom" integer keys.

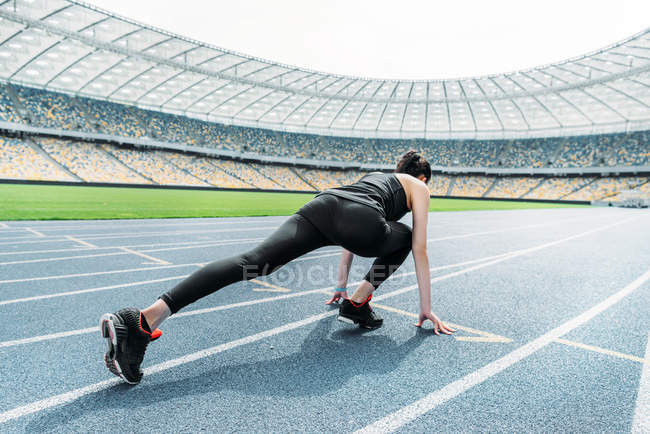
[
  {"left": 410, "top": 182, "right": 455, "bottom": 335},
  {"left": 325, "top": 248, "right": 354, "bottom": 304}
]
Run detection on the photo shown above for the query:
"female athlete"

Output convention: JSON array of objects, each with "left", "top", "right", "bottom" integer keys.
[{"left": 100, "top": 150, "right": 455, "bottom": 384}]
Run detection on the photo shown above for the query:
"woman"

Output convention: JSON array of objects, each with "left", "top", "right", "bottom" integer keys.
[{"left": 100, "top": 150, "right": 455, "bottom": 384}]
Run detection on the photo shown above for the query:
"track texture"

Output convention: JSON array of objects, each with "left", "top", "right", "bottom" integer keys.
[{"left": 0, "top": 208, "right": 648, "bottom": 433}]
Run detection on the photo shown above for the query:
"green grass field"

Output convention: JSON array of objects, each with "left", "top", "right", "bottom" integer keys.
[{"left": 0, "top": 183, "right": 587, "bottom": 220}]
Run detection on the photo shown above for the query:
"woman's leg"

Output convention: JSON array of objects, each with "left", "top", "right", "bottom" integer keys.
[
  {"left": 349, "top": 221, "right": 412, "bottom": 303},
  {"left": 102, "top": 212, "right": 332, "bottom": 384},
  {"left": 362, "top": 221, "right": 413, "bottom": 287},
  {"left": 146, "top": 213, "right": 331, "bottom": 325}
]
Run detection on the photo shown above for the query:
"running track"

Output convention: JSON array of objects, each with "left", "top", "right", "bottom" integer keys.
[{"left": 0, "top": 207, "right": 649, "bottom": 432}]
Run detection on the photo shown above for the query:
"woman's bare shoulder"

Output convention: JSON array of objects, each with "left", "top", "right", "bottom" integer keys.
[{"left": 395, "top": 173, "right": 427, "bottom": 192}]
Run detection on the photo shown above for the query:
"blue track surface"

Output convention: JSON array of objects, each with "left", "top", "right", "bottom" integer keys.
[{"left": 0, "top": 208, "right": 649, "bottom": 432}]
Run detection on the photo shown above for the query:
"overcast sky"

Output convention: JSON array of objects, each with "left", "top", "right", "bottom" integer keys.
[{"left": 86, "top": 0, "right": 649, "bottom": 80}]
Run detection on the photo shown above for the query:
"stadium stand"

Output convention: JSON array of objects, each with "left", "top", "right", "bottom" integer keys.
[
  {"left": 609, "top": 178, "right": 650, "bottom": 202},
  {"left": 612, "top": 131, "right": 650, "bottom": 166},
  {"left": 79, "top": 98, "right": 147, "bottom": 138},
  {"left": 163, "top": 153, "right": 251, "bottom": 189},
  {"left": 523, "top": 177, "right": 597, "bottom": 200},
  {"left": 237, "top": 126, "right": 282, "bottom": 155},
  {"left": 147, "top": 110, "right": 202, "bottom": 145},
  {"left": 2, "top": 84, "right": 648, "bottom": 171},
  {"left": 15, "top": 87, "right": 93, "bottom": 132},
  {"left": 0, "top": 85, "right": 21, "bottom": 123},
  {"left": 325, "top": 136, "right": 366, "bottom": 162},
  {"left": 0, "top": 82, "right": 648, "bottom": 203},
  {"left": 457, "top": 140, "right": 504, "bottom": 167},
  {"left": 450, "top": 175, "right": 495, "bottom": 197},
  {"left": 37, "top": 138, "right": 150, "bottom": 184},
  {"left": 367, "top": 139, "right": 413, "bottom": 164},
  {"left": 428, "top": 174, "right": 453, "bottom": 196},
  {"left": 0, "top": 136, "right": 76, "bottom": 181},
  {"left": 102, "top": 145, "right": 208, "bottom": 186},
  {"left": 249, "top": 163, "right": 314, "bottom": 191},
  {"left": 2, "top": 127, "right": 648, "bottom": 203},
  {"left": 277, "top": 132, "right": 324, "bottom": 159},
  {"left": 563, "top": 176, "right": 648, "bottom": 201},
  {"left": 215, "top": 159, "right": 281, "bottom": 190},
  {"left": 192, "top": 123, "right": 233, "bottom": 151},
  {"left": 497, "top": 138, "right": 557, "bottom": 168},
  {"left": 424, "top": 141, "right": 459, "bottom": 167},
  {"left": 296, "top": 168, "right": 367, "bottom": 190},
  {"left": 552, "top": 135, "right": 611, "bottom": 168},
  {"left": 485, "top": 177, "right": 542, "bottom": 199}
]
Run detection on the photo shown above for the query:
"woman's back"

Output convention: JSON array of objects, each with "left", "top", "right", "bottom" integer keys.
[{"left": 318, "top": 172, "right": 409, "bottom": 221}]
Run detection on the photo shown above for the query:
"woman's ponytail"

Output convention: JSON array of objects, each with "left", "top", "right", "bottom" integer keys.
[{"left": 395, "top": 150, "right": 431, "bottom": 183}]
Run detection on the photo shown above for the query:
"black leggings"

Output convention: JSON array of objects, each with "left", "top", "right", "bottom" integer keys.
[{"left": 160, "top": 194, "right": 412, "bottom": 314}]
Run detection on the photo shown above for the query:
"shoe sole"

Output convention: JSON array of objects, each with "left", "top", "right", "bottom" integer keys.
[
  {"left": 99, "top": 313, "right": 138, "bottom": 385},
  {"left": 337, "top": 314, "right": 383, "bottom": 330}
]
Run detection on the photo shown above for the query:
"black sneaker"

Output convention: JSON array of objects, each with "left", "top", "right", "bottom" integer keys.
[
  {"left": 338, "top": 296, "right": 383, "bottom": 329},
  {"left": 100, "top": 307, "right": 159, "bottom": 384}
]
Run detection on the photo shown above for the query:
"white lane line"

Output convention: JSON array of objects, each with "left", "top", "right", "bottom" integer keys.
[
  {"left": 24, "top": 228, "right": 45, "bottom": 237},
  {"left": 119, "top": 247, "right": 171, "bottom": 265},
  {"left": 0, "top": 275, "right": 188, "bottom": 307},
  {"left": 0, "top": 308, "right": 334, "bottom": 425},
  {"left": 0, "top": 234, "right": 323, "bottom": 258},
  {"left": 65, "top": 236, "right": 96, "bottom": 248},
  {"left": 12, "top": 217, "right": 289, "bottom": 232},
  {"left": 141, "top": 239, "right": 277, "bottom": 253},
  {"left": 554, "top": 338, "right": 649, "bottom": 364},
  {"left": 0, "top": 217, "right": 636, "bottom": 423},
  {"left": 0, "top": 253, "right": 519, "bottom": 421},
  {"left": 0, "top": 247, "right": 509, "bottom": 307},
  {"left": 134, "top": 217, "right": 589, "bottom": 254},
  {"left": 0, "top": 237, "right": 267, "bottom": 257},
  {"left": 0, "top": 327, "right": 98, "bottom": 348},
  {"left": 632, "top": 332, "right": 650, "bottom": 433},
  {"left": 76, "top": 226, "right": 280, "bottom": 241},
  {"left": 0, "top": 226, "right": 280, "bottom": 246},
  {"left": 0, "top": 238, "right": 88, "bottom": 246},
  {"left": 355, "top": 267, "right": 650, "bottom": 434},
  {"left": 0, "top": 251, "right": 129, "bottom": 266},
  {"left": 0, "top": 214, "right": 594, "bottom": 247},
  {"left": 0, "top": 215, "right": 602, "bottom": 284},
  {"left": 426, "top": 216, "right": 587, "bottom": 243},
  {"left": 0, "top": 262, "right": 201, "bottom": 285},
  {"left": 0, "top": 378, "right": 122, "bottom": 425},
  {"left": 0, "top": 214, "right": 629, "bottom": 304},
  {"left": 0, "top": 236, "right": 333, "bottom": 257},
  {"left": 367, "top": 302, "right": 512, "bottom": 343},
  {"left": 0, "top": 247, "right": 97, "bottom": 256},
  {"left": 0, "top": 286, "right": 331, "bottom": 348},
  {"left": 0, "top": 222, "right": 8, "bottom": 228},
  {"left": 250, "top": 279, "right": 291, "bottom": 293},
  {"left": 0, "top": 242, "right": 335, "bottom": 267},
  {"left": 0, "top": 246, "right": 341, "bottom": 285}
]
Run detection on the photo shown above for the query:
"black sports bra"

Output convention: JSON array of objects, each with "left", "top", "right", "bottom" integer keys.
[{"left": 317, "top": 172, "right": 409, "bottom": 221}]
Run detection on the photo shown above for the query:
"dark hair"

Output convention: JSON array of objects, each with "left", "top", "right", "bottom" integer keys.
[{"left": 395, "top": 150, "right": 431, "bottom": 184}]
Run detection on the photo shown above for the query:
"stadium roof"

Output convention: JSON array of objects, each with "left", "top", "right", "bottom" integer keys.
[{"left": 1, "top": 0, "right": 649, "bottom": 139}]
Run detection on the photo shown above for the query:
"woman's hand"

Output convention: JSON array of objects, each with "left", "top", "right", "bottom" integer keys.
[
  {"left": 325, "top": 290, "right": 348, "bottom": 305},
  {"left": 414, "top": 311, "right": 456, "bottom": 335}
]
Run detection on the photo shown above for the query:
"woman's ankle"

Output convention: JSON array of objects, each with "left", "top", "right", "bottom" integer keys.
[
  {"left": 349, "top": 281, "right": 374, "bottom": 303},
  {"left": 142, "top": 299, "right": 171, "bottom": 330}
]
